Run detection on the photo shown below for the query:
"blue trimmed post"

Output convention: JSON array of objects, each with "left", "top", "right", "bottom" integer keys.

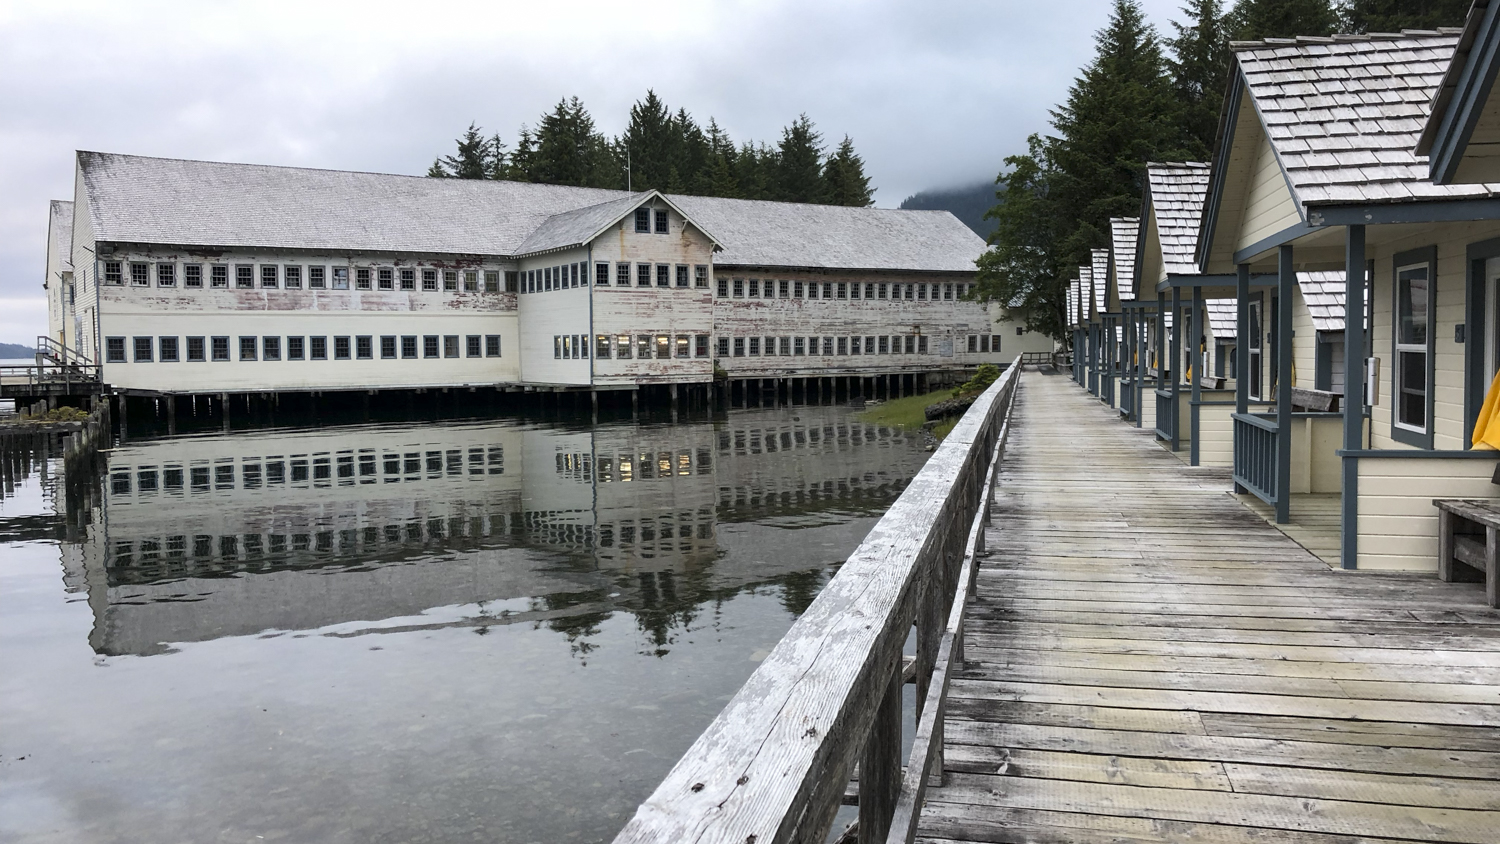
[
  {"left": 1276, "top": 245, "right": 1294, "bottom": 524},
  {"left": 1341, "top": 226, "right": 1365, "bottom": 569}
]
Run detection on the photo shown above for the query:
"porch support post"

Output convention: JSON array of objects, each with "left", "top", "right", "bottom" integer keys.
[
  {"left": 1133, "top": 308, "right": 1143, "bottom": 426},
  {"left": 1276, "top": 244, "right": 1295, "bottom": 524},
  {"left": 1170, "top": 285, "right": 1182, "bottom": 451},
  {"left": 1341, "top": 225, "right": 1366, "bottom": 569},
  {"left": 1155, "top": 290, "right": 1166, "bottom": 415},
  {"left": 1191, "top": 285, "right": 1203, "bottom": 466},
  {"left": 1235, "top": 263, "right": 1250, "bottom": 493}
]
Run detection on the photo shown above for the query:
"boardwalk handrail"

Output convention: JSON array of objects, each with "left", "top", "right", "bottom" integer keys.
[{"left": 613, "top": 359, "right": 1022, "bottom": 844}]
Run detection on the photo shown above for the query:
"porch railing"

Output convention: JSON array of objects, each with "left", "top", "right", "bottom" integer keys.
[
  {"left": 1119, "top": 379, "right": 1135, "bottom": 418},
  {"left": 34, "top": 335, "right": 93, "bottom": 367},
  {"left": 1232, "top": 412, "right": 1279, "bottom": 505},
  {"left": 613, "top": 360, "right": 1021, "bottom": 844},
  {"left": 1154, "top": 388, "right": 1173, "bottom": 441},
  {"left": 0, "top": 362, "right": 103, "bottom": 396}
]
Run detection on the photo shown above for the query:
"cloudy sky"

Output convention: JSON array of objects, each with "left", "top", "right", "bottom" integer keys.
[{"left": 0, "top": 0, "right": 1185, "bottom": 346}]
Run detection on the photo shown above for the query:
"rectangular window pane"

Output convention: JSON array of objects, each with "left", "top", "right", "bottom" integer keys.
[
  {"left": 400, "top": 269, "right": 415, "bottom": 290},
  {"left": 262, "top": 336, "right": 280, "bottom": 360},
  {"left": 156, "top": 263, "right": 176, "bottom": 286},
  {"left": 210, "top": 266, "right": 227, "bottom": 288},
  {"left": 212, "top": 336, "right": 230, "bottom": 361},
  {"left": 1398, "top": 265, "right": 1429, "bottom": 346},
  {"left": 401, "top": 336, "right": 417, "bottom": 358},
  {"left": 380, "top": 336, "right": 396, "bottom": 359},
  {"left": 356, "top": 268, "right": 372, "bottom": 289},
  {"left": 104, "top": 262, "right": 123, "bottom": 284},
  {"left": 466, "top": 335, "right": 481, "bottom": 357},
  {"left": 1398, "top": 350, "right": 1427, "bottom": 428},
  {"left": 310, "top": 336, "right": 327, "bottom": 360},
  {"left": 132, "top": 336, "right": 152, "bottom": 362},
  {"left": 334, "top": 336, "right": 351, "bottom": 360},
  {"left": 595, "top": 263, "right": 611, "bottom": 287},
  {"left": 635, "top": 208, "right": 650, "bottom": 232},
  {"left": 617, "top": 263, "right": 631, "bottom": 286},
  {"left": 261, "top": 265, "right": 278, "bottom": 288},
  {"left": 186, "top": 337, "right": 205, "bottom": 362},
  {"left": 130, "top": 263, "right": 149, "bottom": 286},
  {"left": 332, "top": 267, "right": 348, "bottom": 289},
  {"left": 676, "top": 265, "right": 689, "bottom": 287},
  {"left": 695, "top": 334, "right": 709, "bottom": 357},
  {"left": 239, "top": 336, "right": 257, "bottom": 360},
  {"left": 617, "top": 334, "right": 632, "bottom": 359},
  {"left": 444, "top": 270, "right": 458, "bottom": 291},
  {"left": 424, "top": 335, "right": 439, "bottom": 358},
  {"left": 237, "top": 266, "right": 254, "bottom": 288},
  {"left": 379, "top": 269, "right": 394, "bottom": 290},
  {"left": 422, "top": 270, "right": 437, "bottom": 291},
  {"left": 696, "top": 266, "right": 708, "bottom": 288},
  {"left": 443, "top": 335, "right": 459, "bottom": 358},
  {"left": 485, "top": 335, "right": 501, "bottom": 357},
  {"left": 597, "top": 334, "right": 612, "bottom": 358},
  {"left": 289, "top": 336, "right": 305, "bottom": 360}
]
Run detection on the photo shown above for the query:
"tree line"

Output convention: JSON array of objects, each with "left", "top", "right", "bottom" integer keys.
[
  {"left": 978, "top": 0, "right": 1470, "bottom": 340},
  {"left": 426, "top": 91, "right": 875, "bottom": 207}
]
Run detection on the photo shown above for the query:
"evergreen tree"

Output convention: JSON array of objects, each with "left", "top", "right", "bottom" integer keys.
[
  {"left": 775, "top": 114, "right": 826, "bottom": 203},
  {"left": 734, "top": 142, "right": 774, "bottom": 200},
  {"left": 533, "top": 97, "right": 612, "bottom": 187},
  {"left": 624, "top": 90, "right": 677, "bottom": 190},
  {"left": 1227, "top": 0, "right": 1336, "bottom": 40},
  {"left": 486, "top": 133, "right": 509, "bottom": 181},
  {"left": 821, "top": 136, "right": 876, "bottom": 207},
  {"left": 702, "top": 118, "right": 739, "bottom": 198},
  {"left": 430, "top": 122, "right": 497, "bottom": 179},
  {"left": 1339, "top": 0, "right": 1468, "bottom": 33},
  {"left": 508, "top": 127, "right": 537, "bottom": 181},
  {"left": 675, "top": 108, "right": 711, "bottom": 194},
  {"left": 1168, "top": 0, "right": 1229, "bottom": 159},
  {"left": 978, "top": 0, "right": 1191, "bottom": 340}
]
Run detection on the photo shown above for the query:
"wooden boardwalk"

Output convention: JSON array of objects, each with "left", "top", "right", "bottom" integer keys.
[{"left": 916, "top": 369, "right": 1500, "bottom": 844}]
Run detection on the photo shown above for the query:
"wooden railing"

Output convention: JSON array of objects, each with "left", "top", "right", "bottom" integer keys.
[
  {"left": 1155, "top": 387, "right": 1173, "bottom": 441},
  {"left": 34, "top": 335, "right": 93, "bottom": 367},
  {"left": 0, "top": 362, "right": 102, "bottom": 397},
  {"left": 613, "top": 360, "right": 1021, "bottom": 844},
  {"left": 1232, "top": 412, "right": 1279, "bottom": 505}
]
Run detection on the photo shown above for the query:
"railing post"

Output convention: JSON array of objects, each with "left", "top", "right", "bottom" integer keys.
[
  {"left": 1170, "top": 284, "right": 1182, "bottom": 451},
  {"left": 1235, "top": 263, "right": 1250, "bottom": 494},
  {"left": 1342, "top": 225, "right": 1365, "bottom": 570},
  {"left": 859, "top": 655, "right": 902, "bottom": 844},
  {"left": 1276, "top": 245, "right": 1294, "bottom": 524},
  {"left": 1190, "top": 286, "right": 1203, "bottom": 466}
]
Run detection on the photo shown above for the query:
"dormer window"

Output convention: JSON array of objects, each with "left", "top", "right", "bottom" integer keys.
[{"left": 635, "top": 208, "right": 650, "bottom": 233}]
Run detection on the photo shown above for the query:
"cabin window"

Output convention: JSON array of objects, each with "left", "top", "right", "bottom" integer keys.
[
  {"left": 695, "top": 266, "right": 708, "bottom": 288},
  {"left": 733, "top": 337, "right": 745, "bottom": 357},
  {"left": 655, "top": 334, "right": 671, "bottom": 358},
  {"left": 748, "top": 337, "right": 760, "bottom": 356},
  {"left": 554, "top": 336, "right": 563, "bottom": 359},
  {"left": 422, "top": 269, "right": 437, "bottom": 291},
  {"left": 732, "top": 278, "right": 744, "bottom": 297},
  {"left": 423, "top": 335, "right": 440, "bottom": 358},
  {"left": 156, "top": 263, "right": 176, "bottom": 287},
  {"left": 837, "top": 337, "right": 848, "bottom": 355},
  {"left": 596, "top": 335, "right": 612, "bottom": 359},
  {"left": 485, "top": 270, "right": 500, "bottom": 292},
  {"left": 104, "top": 262, "right": 123, "bottom": 285},
  {"left": 261, "top": 265, "right": 278, "bottom": 288},
  {"left": 918, "top": 336, "right": 929, "bottom": 354},
  {"left": 636, "top": 335, "right": 651, "bottom": 359},
  {"left": 443, "top": 336, "right": 459, "bottom": 358},
  {"left": 310, "top": 266, "right": 326, "bottom": 288},
  {"left": 1394, "top": 248, "right": 1436, "bottom": 445},
  {"left": 617, "top": 335, "right": 633, "bottom": 359},
  {"left": 654, "top": 209, "right": 669, "bottom": 233},
  {"left": 464, "top": 271, "right": 478, "bottom": 292},
  {"left": 505, "top": 271, "right": 519, "bottom": 292},
  {"left": 657, "top": 265, "right": 670, "bottom": 288},
  {"left": 334, "top": 336, "right": 351, "bottom": 360},
  {"left": 635, "top": 208, "right": 650, "bottom": 233},
  {"left": 211, "top": 336, "right": 230, "bottom": 361},
  {"left": 695, "top": 334, "right": 709, "bottom": 357},
  {"left": 186, "top": 337, "right": 205, "bottom": 362},
  {"left": 466, "top": 335, "right": 482, "bottom": 357},
  {"left": 717, "top": 278, "right": 729, "bottom": 297},
  {"left": 596, "top": 263, "right": 611, "bottom": 287},
  {"left": 443, "top": 270, "right": 458, "bottom": 291},
  {"left": 637, "top": 263, "right": 651, "bottom": 287},
  {"left": 333, "top": 267, "right": 349, "bottom": 289},
  {"left": 310, "top": 336, "right": 328, "bottom": 360},
  {"left": 748, "top": 278, "right": 760, "bottom": 297},
  {"left": 717, "top": 337, "right": 729, "bottom": 357},
  {"left": 676, "top": 265, "right": 689, "bottom": 288},
  {"left": 676, "top": 335, "right": 690, "bottom": 358},
  {"left": 105, "top": 337, "right": 126, "bottom": 362},
  {"left": 258, "top": 336, "right": 277, "bottom": 361},
  {"left": 357, "top": 268, "right": 372, "bottom": 290},
  {"left": 905, "top": 336, "right": 916, "bottom": 354},
  {"left": 285, "top": 266, "right": 303, "bottom": 288},
  {"left": 130, "top": 263, "right": 149, "bottom": 286},
  {"left": 1248, "top": 297, "right": 1264, "bottom": 401},
  {"left": 291, "top": 337, "right": 307, "bottom": 360},
  {"left": 850, "top": 283, "right": 860, "bottom": 300},
  {"left": 377, "top": 269, "right": 393, "bottom": 290},
  {"left": 238, "top": 336, "right": 256, "bottom": 361},
  {"left": 400, "top": 269, "right": 416, "bottom": 290}
]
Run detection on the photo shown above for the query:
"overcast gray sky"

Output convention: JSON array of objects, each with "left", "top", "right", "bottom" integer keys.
[{"left": 0, "top": 0, "right": 1184, "bottom": 346}]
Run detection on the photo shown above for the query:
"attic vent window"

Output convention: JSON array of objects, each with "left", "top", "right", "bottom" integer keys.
[{"left": 635, "top": 208, "right": 650, "bottom": 233}]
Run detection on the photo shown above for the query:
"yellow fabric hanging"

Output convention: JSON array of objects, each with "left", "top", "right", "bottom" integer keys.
[{"left": 1472, "top": 370, "right": 1500, "bottom": 450}]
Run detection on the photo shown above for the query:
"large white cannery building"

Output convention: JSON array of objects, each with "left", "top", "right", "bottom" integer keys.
[{"left": 42, "top": 152, "right": 1048, "bottom": 405}]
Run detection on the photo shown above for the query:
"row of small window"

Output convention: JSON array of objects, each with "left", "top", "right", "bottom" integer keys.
[
  {"left": 111, "top": 447, "right": 506, "bottom": 495},
  {"left": 522, "top": 261, "right": 710, "bottom": 292},
  {"left": 721, "top": 333, "right": 1001, "bottom": 357},
  {"left": 557, "top": 334, "right": 713, "bottom": 360},
  {"left": 106, "top": 334, "right": 503, "bottom": 363},
  {"left": 102, "top": 261, "right": 519, "bottom": 293},
  {"left": 716, "top": 279, "right": 974, "bottom": 301},
  {"left": 635, "top": 207, "right": 671, "bottom": 234}
]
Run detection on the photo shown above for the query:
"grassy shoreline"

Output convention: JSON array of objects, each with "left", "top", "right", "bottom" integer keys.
[{"left": 856, "top": 388, "right": 960, "bottom": 440}]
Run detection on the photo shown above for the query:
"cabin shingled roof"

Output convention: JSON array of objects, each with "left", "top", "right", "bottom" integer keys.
[
  {"left": 48, "top": 200, "right": 74, "bottom": 274},
  {"left": 1205, "top": 299, "right": 1236, "bottom": 339},
  {"left": 1110, "top": 218, "right": 1140, "bottom": 301},
  {"left": 1297, "top": 271, "right": 1346, "bottom": 332},
  {"left": 1091, "top": 249, "right": 1110, "bottom": 313},
  {"left": 76, "top": 151, "right": 984, "bottom": 273},
  {"left": 1146, "top": 162, "right": 1211, "bottom": 275},
  {"left": 1416, "top": 2, "right": 1494, "bottom": 156},
  {"left": 1231, "top": 29, "right": 1500, "bottom": 206}
]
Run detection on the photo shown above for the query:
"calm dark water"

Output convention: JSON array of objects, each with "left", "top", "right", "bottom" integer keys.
[{"left": 0, "top": 404, "right": 930, "bottom": 844}]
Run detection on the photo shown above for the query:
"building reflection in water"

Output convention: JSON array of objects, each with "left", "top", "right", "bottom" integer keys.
[{"left": 59, "top": 406, "right": 931, "bottom": 658}]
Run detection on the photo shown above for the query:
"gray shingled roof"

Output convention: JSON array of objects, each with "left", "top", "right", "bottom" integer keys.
[
  {"left": 669, "top": 195, "right": 984, "bottom": 272},
  {"left": 48, "top": 199, "right": 73, "bottom": 273},
  {"left": 1233, "top": 30, "right": 1500, "bottom": 206},
  {"left": 1147, "top": 162, "right": 1211, "bottom": 275},
  {"left": 515, "top": 193, "right": 657, "bottom": 256},
  {"left": 77, "top": 151, "right": 983, "bottom": 272},
  {"left": 1416, "top": 2, "right": 1493, "bottom": 155},
  {"left": 1298, "top": 271, "right": 1346, "bottom": 331},
  {"left": 1110, "top": 217, "right": 1140, "bottom": 301},
  {"left": 1205, "top": 299, "right": 1236, "bottom": 339},
  {"left": 1091, "top": 248, "right": 1109, "bottom": 313}
]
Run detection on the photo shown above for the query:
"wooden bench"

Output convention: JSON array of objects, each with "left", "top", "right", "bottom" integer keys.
[
  {"left": 1433, "top": 499, "right": 1500, "bottom": 607},
  {"left": 1291, "top": 387, "right": 1340, "bottom": 413}
]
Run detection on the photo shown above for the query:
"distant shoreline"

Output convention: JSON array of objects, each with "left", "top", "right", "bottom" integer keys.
[{"left": 0, "top": 343, "right": 38, "bottom": 359}]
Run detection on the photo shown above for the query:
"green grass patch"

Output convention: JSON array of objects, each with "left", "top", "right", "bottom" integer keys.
[{"left": 856, "top": 389, "right": 955, "bottom": 435}]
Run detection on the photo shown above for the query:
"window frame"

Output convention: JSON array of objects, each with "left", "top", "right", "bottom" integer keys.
[
  {"left": 238, "top": 336, "right": 258, "bottom": 361},
  {"left": 211, "top": 336, "right": 231, "bottom": 362},
  {"left": 186, "top": 336, "right": 206, "bottom": 362},
  {"left": 105, "top": 336, "right": 126, "bottom": 363},
  {"left": 1392, "top": 245, "right": 1437, "bottom": 448},
  {"left": 289, "top": 336, "right": 306, "bottom": 360}
]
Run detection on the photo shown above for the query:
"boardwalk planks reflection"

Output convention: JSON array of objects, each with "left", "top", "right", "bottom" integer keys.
[{"left": 917, "top": 369, "right": 1500, "bottom": 844}]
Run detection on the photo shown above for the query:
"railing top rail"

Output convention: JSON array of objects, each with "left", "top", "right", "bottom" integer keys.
[
  {"left": 1232, "top": 412, "right": 1279, "bottom": 432},
  {"left": 613, "top": 360, "right": 1021, "bottom": 844}
]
